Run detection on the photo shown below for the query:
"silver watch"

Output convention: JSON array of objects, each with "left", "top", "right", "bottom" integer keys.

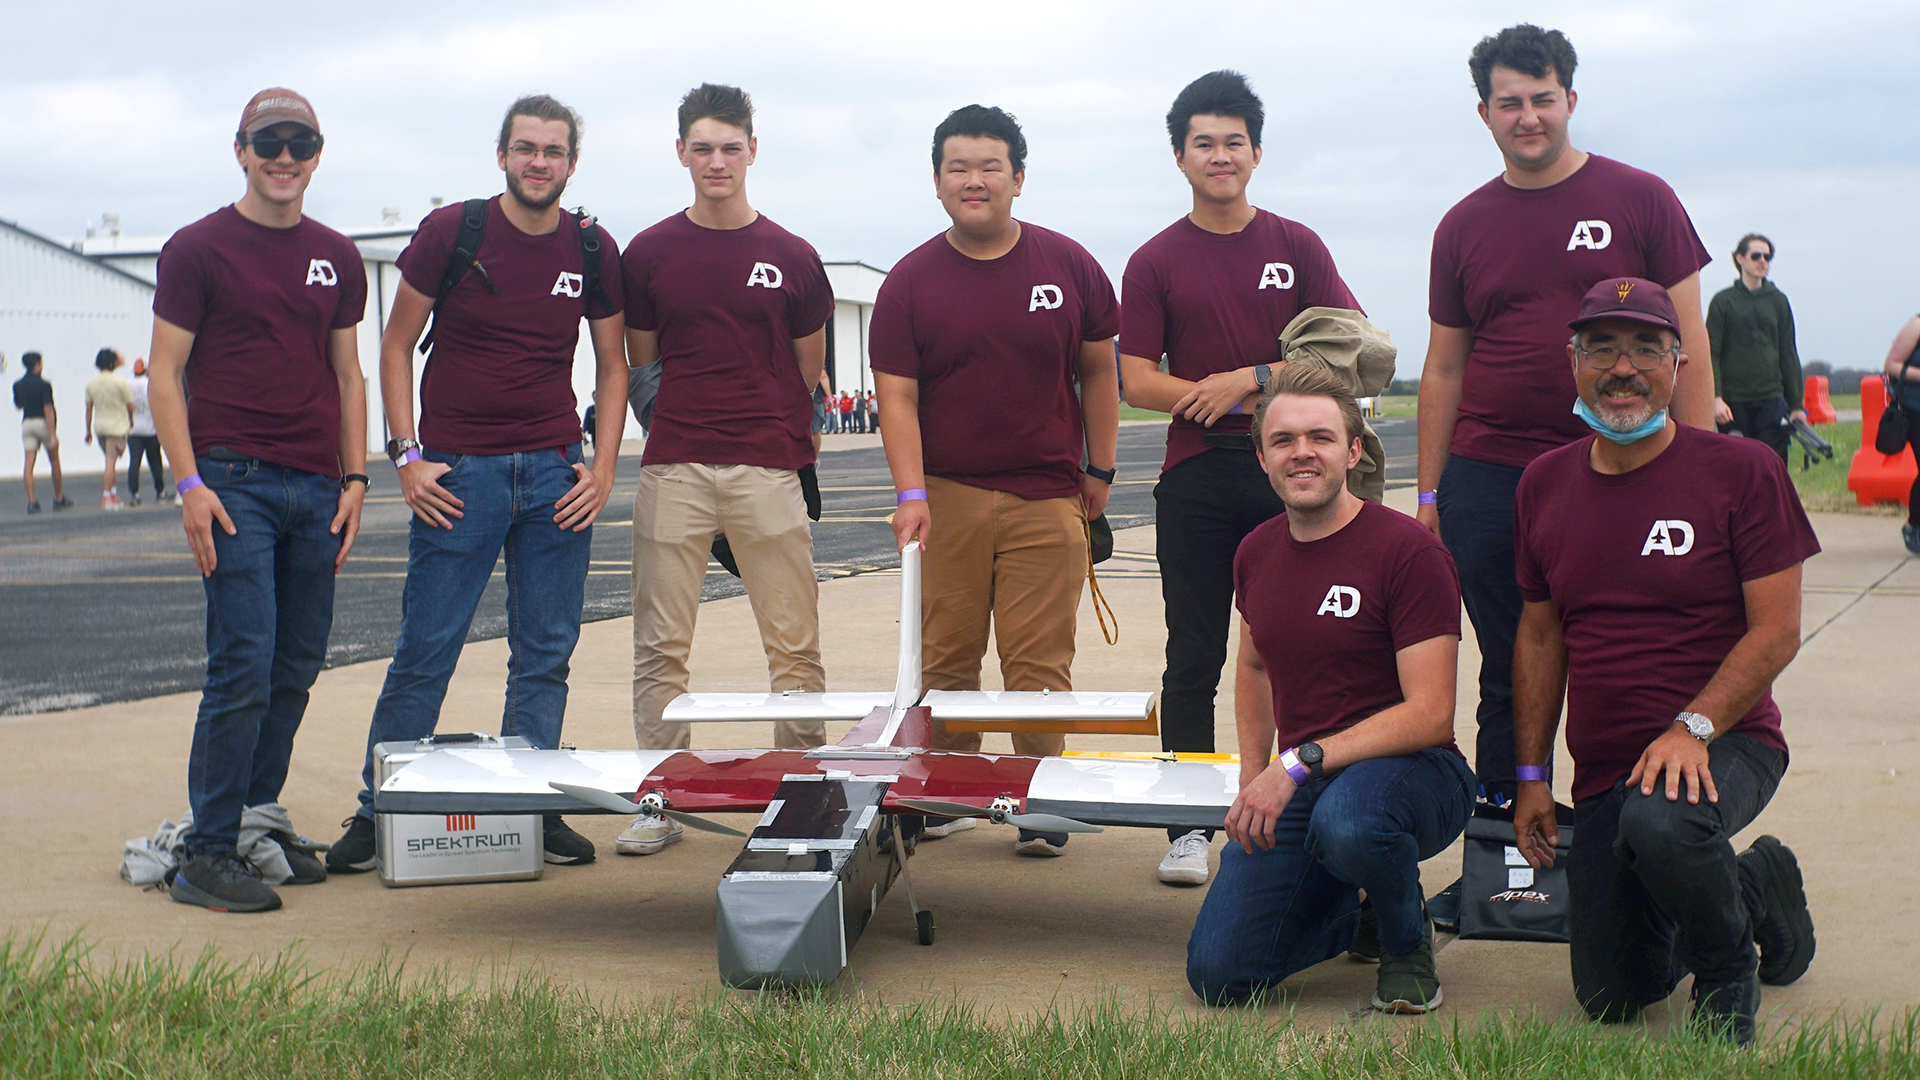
[{"left": 1676, "top": 711, "right": 1715, "bottom": 743}]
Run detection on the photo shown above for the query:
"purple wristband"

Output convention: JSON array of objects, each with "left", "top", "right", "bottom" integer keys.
[
  {"left": 175, "top": 473, "right": 205, "bottom": 496},
  {"left": 897, "top": 488, "right": 928, "bottom": 504},
  {"left": 1278, "top": 748, "right": 1312, "bottom": 786},
  {"left": 1228, "top": 401, "right": 1244, "bottom": 416},
  {"left": 395, "top": 448, "right": 423, "bottom": 467},
  {"left": 1516, "top": 765, "right": 1552, "bottom": 783},
  {"left": 1417, "top": 490, "right": 1437, "bottom": 506}
]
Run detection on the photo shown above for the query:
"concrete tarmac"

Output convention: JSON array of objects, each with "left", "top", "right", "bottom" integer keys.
[{"left": 4, "top": 486, "right": 1909, "bottom": 1034}]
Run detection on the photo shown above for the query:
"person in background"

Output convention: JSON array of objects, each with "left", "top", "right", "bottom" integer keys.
[
  {"left": 865, "top": 389, "right": 879, "bottom": 433},
  {"left": 14, "top": 351, "right": 72, "bottom": 513},
  {"left": 125, "top": 356, "right": 168, "bottom": 505},
  {"left": 839, "top": 389, "right": 855, "bottom": 432},
  {"left": 1878, "top": 314, "right": 1920, "bottom": 555},
  {"left": 1707, "top": 234, "right": 1802, "bottom": 463},
  {"left": 84, "top": 348, "right": 134, "bottom": 511},
  {"left": 812, "top": 370, "right": 832, "bottom": 450}
]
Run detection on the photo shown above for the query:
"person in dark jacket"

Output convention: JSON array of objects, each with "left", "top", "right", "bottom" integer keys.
[{"left": 1707, "top": 233, "right": 1802, "bottom": 463}]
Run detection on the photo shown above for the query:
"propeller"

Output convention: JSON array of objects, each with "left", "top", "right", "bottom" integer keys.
[
  {"left": 547, "top": 782, "right": 748, "bottom": 837},
  {"left": 894, "top": 798, "right": 1104, "bottom": 834}
]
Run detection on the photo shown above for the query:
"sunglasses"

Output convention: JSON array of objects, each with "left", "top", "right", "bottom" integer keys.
[
  {"left": 1745, "top": 250, "right": 1772, "bottom": 261},
  {"left": 241, "top": 131, "right": 324, "bottom": 162}
]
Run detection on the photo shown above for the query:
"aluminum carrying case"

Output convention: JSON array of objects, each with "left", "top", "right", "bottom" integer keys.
[{"left": 374, "top": 732, "right": 544, "bottom": 887}]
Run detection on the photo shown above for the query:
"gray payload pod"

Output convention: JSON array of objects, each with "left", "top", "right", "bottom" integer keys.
[{"left": 715, "top": 774, "right": 905, "bottom": 989}]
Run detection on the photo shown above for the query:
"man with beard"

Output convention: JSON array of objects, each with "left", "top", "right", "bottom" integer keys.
[
  {"left": 1186, "top": 363, "right": 1470, "bottom": 1014},
  {"left": 1511, "top": 277, "right": 1817, "bottom": 1046},
  {"left": 328, "top": 94, "right": 628, "bottom": 872}
]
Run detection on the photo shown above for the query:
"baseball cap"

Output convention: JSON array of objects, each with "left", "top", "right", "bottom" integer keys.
[
  {"left": 238, "top": 88, "right": 321, "bottom": 136},
  {"left": 1568, "top": 277, "right": 1679, "bottom": 334}
]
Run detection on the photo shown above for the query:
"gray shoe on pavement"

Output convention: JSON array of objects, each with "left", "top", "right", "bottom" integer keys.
[
  {"left": 1157, "top": 830, "right": 1210, "bottom": 885},
  {"left": 1371, "top": 916, "right": 1442, "bottom": 1014},
  {"left": 169, "top": 850, "right": 282, "bottom": 913}
]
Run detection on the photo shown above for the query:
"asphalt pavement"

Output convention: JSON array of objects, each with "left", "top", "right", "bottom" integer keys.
[{"left": 0, "top": 419, "right": 1414, "bottom": 713}]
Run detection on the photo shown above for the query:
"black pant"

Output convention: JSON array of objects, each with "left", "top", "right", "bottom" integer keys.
[
  {"left": 1899, "top": 386, "right": 1920, "bottom": 527},
  {"left": 126, "top": 434, "right": 165, "bottom": 497},
  {"left": 1154, "top": 449, "right": 1285, "bottom": 840},
  {"left": 1568, "top": 734, "right": 1785, "bottom": 1021},
  {"left": 1435, "top": 454, "right": 1526, "bottom": 804},
  {"left": 1719, "top": 396, "right": 1791, "bottom": 464}
]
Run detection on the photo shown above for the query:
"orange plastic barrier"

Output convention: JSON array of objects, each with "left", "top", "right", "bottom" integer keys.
[
  {"left": 1803, "top": 375, "right": 1837, "bottom": 424},
  {"left": 1846, "top": 376, "right": 1916, "bottom": 507}
]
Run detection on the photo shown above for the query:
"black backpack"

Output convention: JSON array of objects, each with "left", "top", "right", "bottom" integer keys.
[{"left": 417, "top": 198, "right": 611, "bottom": 354}]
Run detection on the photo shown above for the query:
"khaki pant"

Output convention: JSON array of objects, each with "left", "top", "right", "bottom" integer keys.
[
  {"left": 632, "top": 463, "right": 826, "bottom": 750},
  {"left": 922, "top": 476, "right": 1087, "bottom": 755}
]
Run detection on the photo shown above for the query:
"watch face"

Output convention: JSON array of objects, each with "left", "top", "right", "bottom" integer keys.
[{"left": 1298, "top": 743, "right": 1323, "bottom": 765}]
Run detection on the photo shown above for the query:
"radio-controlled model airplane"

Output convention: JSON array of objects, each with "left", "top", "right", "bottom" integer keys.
[{"left": 376, "top": 542, "right": 1240, "bottom": 988}]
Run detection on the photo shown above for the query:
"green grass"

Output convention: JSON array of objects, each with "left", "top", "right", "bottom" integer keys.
[
  {"left": 5, "top": 935, "right": 1917, "bottom": 1079},
  {"left": 1785, "top": 421, "right": 1905, "bottom": 515}
]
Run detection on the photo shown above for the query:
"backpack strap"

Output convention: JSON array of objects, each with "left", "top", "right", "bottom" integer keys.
[
  {"left": 572, "top": 207, "right": 612, "bottom": 316},
  {"left": 417, "top": 198, "right": 491, "bottom": 355}
]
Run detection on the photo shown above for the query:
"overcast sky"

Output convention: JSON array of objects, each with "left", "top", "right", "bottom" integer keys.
[{"left": 7, "top": 0, "right": 1917, "bottom": 376}]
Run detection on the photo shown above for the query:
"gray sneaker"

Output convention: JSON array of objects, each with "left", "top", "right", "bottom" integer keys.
[
  {"left": 169, "top": 851, "right": 282, "bottom": 913},
  {"left": 1371, "top": 916, "right": 1442, "bottom": 1013},
  {"left": 1348, "top": 903, "right": 1382, "bottom": 963},
  {"left": 615, "top": 813, "right": 684, "bottom": 855}
]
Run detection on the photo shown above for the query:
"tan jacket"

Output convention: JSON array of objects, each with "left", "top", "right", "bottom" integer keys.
[{"left": 1278, "top": 307, "right": 1397, "bottom": 502}]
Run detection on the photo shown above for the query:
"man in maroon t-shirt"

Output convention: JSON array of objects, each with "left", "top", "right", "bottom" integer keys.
[
  {"left": 1118, "top": 70, "right": 1364, "bottom": 886},
  {"left": 871, "top": 105, "right": 1120, "bottom": 858},
  {"left": 1187, "top": 363, "right": 1470, "bottom": 1014},
  {"left": 325, "top": 94, "right": 629, "bottom": 874},
  {"left": 1511, "top": 278, "right": 1817, "bottom": 1045},
  {"left": 620, "top": 84, "right": 834, "bottom": 857},
  {"left": 148, "top": 88, "right": 369, "bottom": 914},
  {"left": 1416, "top": 25, "right": 1714, "bottom": 927}
]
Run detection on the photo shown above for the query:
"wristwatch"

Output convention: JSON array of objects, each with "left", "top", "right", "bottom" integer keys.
[
  {"left": 385, "top": 437, "right": 421, "bottom": 467},
  {"left": 1675, "top": 711, "right": 1716, "bottom": 744},
  {"left": 1253, "top": 363, "right": 1273, "bottom": 390},
  {"left": 340, "top": 473, "right": 370, "bottom": 493},
  {"left": 1084, "top": 464, "right": 1116, "bottom": 484},
  {"left": 1296, "top": 741, "right": 1326, "bottom": 780}
]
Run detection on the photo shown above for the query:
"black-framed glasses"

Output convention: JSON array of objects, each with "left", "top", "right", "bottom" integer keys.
[
  {"left": 240, "top": 131, "right": 324, "bottom": 161},
  {"left": 1746, "top": 250, "right": 1772, "bottom": 261},
  {"left": 1577, "top": 343, "right": 1679, "bottom": 371}
]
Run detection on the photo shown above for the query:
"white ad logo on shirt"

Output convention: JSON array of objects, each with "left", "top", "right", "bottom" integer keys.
[
  {"left": 1029, "top": 284, "right": 1064, "bottom": 311},
  {"left": 551, "top": 272, "right": 584, "bottom": 298},
  {"left": 1566, "top": 220, "right": 1613, "bottom": 251},
  {"left": 1640, "top": 519, "right": 1696, "bottom": 556},
  {"left": 304, "top": 259, "right": 338, "bottom": 286},
  {"left": 1316, "top": 585, "right": 1361, "bottom": 618},
  {"left": 747, "top": 262, "right": 784, "bottom": 289},
  {"left": 1257, "top": 262, "right": 1296, "bottom": 290}
]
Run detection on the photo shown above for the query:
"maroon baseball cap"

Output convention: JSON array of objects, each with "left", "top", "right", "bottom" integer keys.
[
  {"left": 238, "top": 88, "right": 321, "bottom": 136},
  {"left": 1568, "top": 277, "right": 1679, "bottom": 334}
]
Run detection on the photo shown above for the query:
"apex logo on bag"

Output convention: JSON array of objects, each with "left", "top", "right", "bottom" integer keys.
[
  {"left": 304, "top": 258, "right": 338, "bottom": 286},
  {"left": 1257, "top": 262, "right": 1295, "bottom": 290},
  {"left": 1488, "top": 888, "right": 1553, "bottom": 904},
  {"left": 1316, "top": 584, "right": 1361, "bottom": 618},
  {"left": 747, "top": 262, "right": 784, "bottom": 289},
  {"left": 1566, "top": 220, "right": 1612, "bottom": 251},
  {"left": 1640, "top": 519, "right": 1695, "bottom": 556},
  {"left": 1029, "top": 284, "right": 1064, "bottom": 311},
  {"left": 550, "top": 271, "right": 584, "bottom": 298}
]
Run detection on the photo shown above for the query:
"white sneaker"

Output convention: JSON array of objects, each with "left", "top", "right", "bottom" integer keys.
[
  {"left": 1157, "top": 830, "right": 1211, "bottom": 885},
  {"left": 919, "top": 816, "right": 978, "bottom": 840},
  {"left": 615, "top": 814, "right": 684, "bottom": 855}
]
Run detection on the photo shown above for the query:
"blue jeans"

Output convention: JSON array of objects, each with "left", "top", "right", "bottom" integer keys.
[
  {"left": 355, "top": 445, "right": 592, "bottom": 818},
  {"left": 1187, "top": 749, "right": 1474, "bottom": 1005},
  {"left": 185, "top": 456, "right": 340, "bottom": 854},
  {"left": 1437, "top": 454, "right": 1528, "bottom": 804}
]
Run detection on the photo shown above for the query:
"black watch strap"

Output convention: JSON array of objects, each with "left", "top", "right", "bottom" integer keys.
[
  {"left": 341, "top": 473, "right": 370, "bottom": 491},
  {"left": 1085, "top": 464, "right": 1116, "bottom": 484},
  {"left": 1298, "top": 741, "right": 1326, "bottom": 780}
]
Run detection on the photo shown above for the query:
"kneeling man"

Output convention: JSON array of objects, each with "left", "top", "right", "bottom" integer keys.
[
  {"left": 1188, "top": 364, "right": 1471, "bottom": 1013},
  {"left": 1512, "top": 277, "right": 1818, "bottom": 1045}
]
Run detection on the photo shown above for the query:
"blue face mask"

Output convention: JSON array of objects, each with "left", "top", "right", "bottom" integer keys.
[{"left": 1572, "top": 397, "right": 1668, "bottom": 444}]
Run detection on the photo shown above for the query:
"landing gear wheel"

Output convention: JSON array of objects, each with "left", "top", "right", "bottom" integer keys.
[{"left": 916, "top": 909, "right": 936, "bottom": 946}]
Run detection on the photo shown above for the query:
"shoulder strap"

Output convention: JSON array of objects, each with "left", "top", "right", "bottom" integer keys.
[
  {"left": 572, "top": 208, "right": 611, "bottom": 317},
  {"left": 418, "top": 198, "right": 491, "bottom": 355}
]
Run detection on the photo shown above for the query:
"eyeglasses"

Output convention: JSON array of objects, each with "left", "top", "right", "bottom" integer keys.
[
  {"left": 507, "top": 142, "right": 571, "bottom": 162},
  {"left": 241, "top": 131, "right": 323, "bottom": 161},
  {"left": 1577, "top": 343, "right": 1679, "bottom": 370},
  {"left": 1745, "top": 250, "right": 1772, "bottom": 262}
]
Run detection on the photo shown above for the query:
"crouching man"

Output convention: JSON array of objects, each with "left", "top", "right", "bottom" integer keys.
[
  {"left": 1512, "top": 277, "right": 1818, "bottom": 1045},
  {"left": 1188, "top": 364, "right": 1471, "bottom": 1013}
]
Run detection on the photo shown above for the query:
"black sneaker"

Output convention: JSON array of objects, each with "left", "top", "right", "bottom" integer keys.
[
  {"left": 269, "top": 832, "right": 328, "bottom": 885},
  {"left": 1428, "top": 878, "right": 1463, "bottom": 933},
  {"left": 52, "top": 496, "right": 72, "bottom": 510},
  {"left": 1903, "top": 523, "right": 1920, "bottom": 557},
  {"left": 1372, "top": 915, "right": 1443, "bottom": 1014},
  {"left": 169, "top": 850, "right": 282, "bottom": 913},
  {"left": 1740, "top": 835, "right": 1815, "bottom": 985},
  {"left": 1690, "top": 972, "right": 1759, "bottom": 1046},
  {"left": 326, "top": 815, "right": 378, "bottom": 874},
  {"left": 26, "top": 502, "right": 40, "bottom": 514},
  {"left": 1348, "top": 901, "right": 1382, "bottom": 963},
  {"left": 544, "top": 815, "right": 596, "bottom": 865}
]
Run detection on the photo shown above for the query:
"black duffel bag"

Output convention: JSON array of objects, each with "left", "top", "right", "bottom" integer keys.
[{"left": 1458, "top": 803, "right": 1575, "bottom": 943}]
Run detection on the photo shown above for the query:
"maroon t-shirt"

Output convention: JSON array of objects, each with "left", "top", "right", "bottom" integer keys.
[
  {"left": 1514, "top": 425, "right": 1820, "bottom": 801},
  {"left": 1120, "top": 210, "right": 1361, "bottom": 474},
  {"left": 152, "top": 205, "right": 367, "bottom": 477},
  {"left": 1430, "top": 155, "right": 1711, "bottom": 468},
  {"left": 623, "top": 212, "right": 832, "bottom": 470},
  {"left": 1233, "top": 501, "right": 1463, "bottom": 754},
  {"left": 869, "top": 223, "right": 1119, "bottom": 500},
  {"left": 397, "top": 197, "right": 623, "bottom": 455}
]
